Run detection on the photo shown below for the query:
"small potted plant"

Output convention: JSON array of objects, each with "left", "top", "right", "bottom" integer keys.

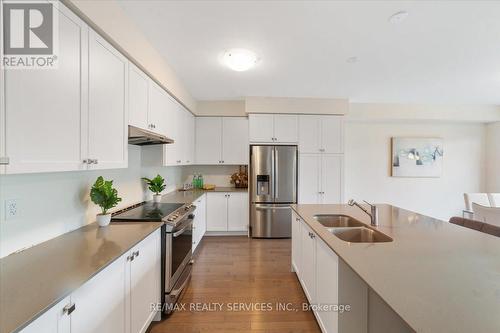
[
  {"left": 142, "top": 174, "right": 166, "bottom": 203},
  {"left": 90, "top": 176, "right": 122, "bottom": 227}
]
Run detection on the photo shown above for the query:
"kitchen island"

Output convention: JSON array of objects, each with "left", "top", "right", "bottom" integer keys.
[{"left": 291, "top": 204, "right": 500, "bottom": 333}]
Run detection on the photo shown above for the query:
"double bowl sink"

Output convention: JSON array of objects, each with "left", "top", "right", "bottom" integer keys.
[{"left": 313, "top": 215, "right": 392, "bottom": 243}]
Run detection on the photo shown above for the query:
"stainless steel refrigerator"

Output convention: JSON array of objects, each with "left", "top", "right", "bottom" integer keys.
[{"left": 250, "top": 145, "right": 297, "bottom": 238}]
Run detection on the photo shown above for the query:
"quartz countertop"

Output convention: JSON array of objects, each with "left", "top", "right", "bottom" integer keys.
[
  {"left": 291, "top": 204, "right": 500, "bottom": 333},
  {"left": 0, "top": 221, "right": 163, "bottom": 333},
  {"left": 160, "top": 187, "right": 248, "bottom": 204}
]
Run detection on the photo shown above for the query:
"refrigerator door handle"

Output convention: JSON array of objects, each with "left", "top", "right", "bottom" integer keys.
[
  {"left": 255, "top": 205, "right": 290, "bottom": 211},
  {"left": 274, "top": 147, "right": 279, "bottom": 200}
]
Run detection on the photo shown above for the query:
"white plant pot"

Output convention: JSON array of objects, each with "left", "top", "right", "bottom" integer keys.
[
  {"left": 96, "top": 213, "right": 112, "bottom": 227},
  {"left": 153, "top": 194, "right": 162, "bottom": 203}
]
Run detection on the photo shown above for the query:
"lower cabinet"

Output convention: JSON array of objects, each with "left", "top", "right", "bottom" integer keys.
[
  {"left": 129, "top": 230, "right": 161, "bottom": 333},
  {"left": 206, "top": 192, "right": 249, "bottom": 232},
  {"left": 292, "top": 213, "right": 339, "bottom": 333},
  {"left": 19, "top": 297, "right": 71, "bottom": 333},
  {"left": 193, "top": 194, "right": 207, "bottom": 251},
  {"left": 20, "top": 230, "right": 161, "bottom": 333}
]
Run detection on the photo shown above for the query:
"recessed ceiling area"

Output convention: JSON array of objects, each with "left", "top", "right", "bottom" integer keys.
[{"left": 118, "top": 1, "right": 500, "bottom": 104}]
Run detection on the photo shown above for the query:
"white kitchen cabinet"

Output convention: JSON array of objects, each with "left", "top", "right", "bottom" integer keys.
[
  {"left": 222, "top": 117, "right": 249, "bottom": 165},
  {"left": 195, "top": 117, "right": 222, "bottom": 164},
  {"left": 316, "top": 237, "right": 339, "bottom": 333},
  {"left": 148, "top": 80, "right": 169, "bottom": 136},
  {"left": 299, "top": 154, "right": 343, "bottom": 204},
  {"left": 227, "top": 192, "right": 249, "bottom": 231},
  {"left": 87, "top": 30, "right": 128, "bottom": 170},
  {"left": 71, "top": 252, "right": 127, "bottom": 333},
  {"left": 321, "top": 154, "right": 343, "bottom": 204},
  {"left": 206, "top": 192, "right": 249, "bottom": 232},
  {"left": 164, "top": 106, "right": 194, "bottom": 166},
  {"left": 193, "top": 194, "right": 207, "bottom": 251},
  {"left": 249, "top": 114, "right": 298, "bottom": 143},
  {"left": 300, "top": 221, "right": 316, "bottom": 303},
  {"left": 291, "top": 211, "right": 302, "bottom": 276},
  {"left": 129, "top": 230, "right": 161, "bottom": 333},
  {"left": 248, "top": 114, "right": 274, "bottom": 143},
  {"left": 128, "top": 64, "right": 149, "bottom": 130},
  {"left": 206, "top": 193, "right": 228, "bottom": 231},
  {"left": 299, "top": 154, "right": 321, "bottom": 204},
  {"left": 299, "top": 115, "right": 343, "bottom": 154},
  {"left": 1, "top": 5, "right": 89, "bottom": 174},
  {"left": 18, "top": 297, "right": 71, "bottom": 333},
  {"left": 195, "top": 117, "right": 248, "bottom": 165}
]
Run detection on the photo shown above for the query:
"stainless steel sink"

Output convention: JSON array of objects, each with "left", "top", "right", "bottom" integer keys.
[
  {"left": 327, "top": 227, "right": 393, "bottom": 243},
  {"left": 313, "top": 214, "right": 365, "bottom": 228}
]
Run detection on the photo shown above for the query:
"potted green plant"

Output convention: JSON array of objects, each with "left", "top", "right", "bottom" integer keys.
[
  {"left": 90, "top": 176, "right": 122, "bottom": 227},
  {"left": 142, "top": 174, "right": 166, "bottom": 203}
]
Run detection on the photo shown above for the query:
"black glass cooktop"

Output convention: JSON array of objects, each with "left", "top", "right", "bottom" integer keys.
[{"left": 111, "top": 202, "right": 183, "bottom": 222}]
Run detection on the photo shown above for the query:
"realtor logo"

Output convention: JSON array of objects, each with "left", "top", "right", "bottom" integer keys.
[{"left": 2, "top": 1, "right": 58, "bottom": 69}]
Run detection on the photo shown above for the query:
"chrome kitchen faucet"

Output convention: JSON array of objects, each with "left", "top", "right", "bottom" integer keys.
[{"left": 348, "top": 199, "right": 379, "bottom": 226}]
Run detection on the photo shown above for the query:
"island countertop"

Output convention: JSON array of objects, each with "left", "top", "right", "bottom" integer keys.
[
  {"left": 291, "top": 204, "right": 500, "bottom": 333},
  {"left": 0, "top": 221, "right": 163, "bottom": 333}
]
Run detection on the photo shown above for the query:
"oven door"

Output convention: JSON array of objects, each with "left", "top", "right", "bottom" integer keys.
[{"left": 165, "top": 215, "right": 193, "bottom": 292}]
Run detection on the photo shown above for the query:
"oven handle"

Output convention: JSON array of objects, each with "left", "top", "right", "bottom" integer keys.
[{"left": 173, "top": 219, "right": 193, "bottom": 238}]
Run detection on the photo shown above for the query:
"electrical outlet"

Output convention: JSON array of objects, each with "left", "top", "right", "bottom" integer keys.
[{"left": 5, "top": 199, "right": 18, "bottom": 220}]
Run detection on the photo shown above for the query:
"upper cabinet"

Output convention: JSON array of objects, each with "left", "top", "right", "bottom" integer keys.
[
  {"left": 87, "top": 30, "right": 128, "bottom": 170},
  {"left": 195, "top": 117, "right": 249, "bottom": 165},
  {"left": 1, "top": 5, "right": 89, "bottom": 174},
  {"left": 248, "top": 114, "right": 298, "bottom": 143},
  {"left": 164, "top": 105, "right": 194, "bottom": 166},
  {"left": 128, "top": 64, "right": 149, "bottom": 130},
  {"left": 299, "top": 115, "right": 343, "bottom": 154}
]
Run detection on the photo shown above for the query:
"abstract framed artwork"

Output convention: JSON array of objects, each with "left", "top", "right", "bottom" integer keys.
[{"left": 391, "top": 137, "right": 444, "bottom": 178}]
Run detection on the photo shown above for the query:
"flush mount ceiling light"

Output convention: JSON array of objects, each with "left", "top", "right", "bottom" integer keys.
[
  {"left": 388, "top": 11, "right": 409, "bottom": 24},
  {"left": 222, "top": 48, "right": 259, "bottom": 72}
]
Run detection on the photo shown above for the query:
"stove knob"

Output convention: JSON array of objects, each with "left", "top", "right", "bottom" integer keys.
[{"left": 167, "top": 217, "right": 174, "bottom": 222}]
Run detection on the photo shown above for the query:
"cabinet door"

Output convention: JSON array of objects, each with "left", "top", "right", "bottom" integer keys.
[
  {"left": 299, "top": 115, "right": 320, "bottom": 153},
  {"left": 321, "top": 155, "right": 343, "bottom": 204},
  {"left": 193, "top": 195, "right": 207, "bottom": 251},
  {"left": 291, "top": 212, "right": 302, "bottom": 276},
  {"left": 206, "top": 193, "right": 228, "bottom": 231},
  {"left": 299, "top": 154, "right": 321, "bottom": 204},
  {"left": 3, "top": 5, "right": 88, "bottom": 174},
  {"left": 227, "top": 192, "right": 249, "bottom": 232},
  {"left": 195, "top": 117, "right": 222, "bottom": 164},
  {"left": 316, "top": 238, "right": 339, "bottom": 333},
  {"left": 18, "top": 297, "right": 71, "bottom": 333},
  {"left": 163, "top": 95, "right": 179, "bottom": 166},
  {"left": 71, "top": 253, "right": 126, "bottom": 333},
  {"left": 222, "top": 117, "right": 249, "bottom": 165},
  {"left": 249, "top": 114, "right": 274, "bottom": 143},
  {"left": 300, "top": 222, "right": 316, "bottom": 303},
  {"left": 148, "top": 81, "right": 168, "bottom": 136},
  {"left": 88, "top": 30, "right": 128, "bottom": 170},
  {"left": 321, "top": 116, "right": 343, "bottom": 154},
  {"left": 128, "top": 63, "right": 149, "bottom": 130},
  {"left": 130, "top": 230, "right": 161, "bottom": 333},
  {"left": 274, "top": 114, "right": 298, "bottom": 143}
]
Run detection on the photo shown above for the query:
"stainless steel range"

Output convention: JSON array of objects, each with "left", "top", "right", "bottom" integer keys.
[{"left": 111, "top": 201, "right": 195, "bottom": 315}]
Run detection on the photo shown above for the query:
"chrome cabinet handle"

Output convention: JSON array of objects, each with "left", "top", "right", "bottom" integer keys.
[
  {"left": 63, "top": 303, "right": 76, "bottom": 315},
  {"left": 93, "top": 159, "right": 98, "bottom": 164},
  {"left": 133, "top": 250, "right": 139, "bottom": 258},
  {"left": 83, "top": 159, "right": 89, "bottom": 164}
]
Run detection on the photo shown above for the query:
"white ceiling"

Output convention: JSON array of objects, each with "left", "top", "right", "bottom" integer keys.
[{"left": 118, "top": 1, "right": 500, "bottom": 104}]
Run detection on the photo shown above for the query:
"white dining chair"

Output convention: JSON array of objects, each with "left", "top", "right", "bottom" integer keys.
[
  {"left": 464, "top": 193, "right": 490, "bottom": 211},
  {"left": 472, "top": 203, "right": 500, "bottom": 227}
]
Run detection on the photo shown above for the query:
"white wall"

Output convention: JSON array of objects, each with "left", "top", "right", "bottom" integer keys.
[
  {"left": 344, "top": 121, "right": 486, "bottom": 221},
  {"left": 486, "top": 122, "right": 500, "bottom": 192},
  {"left": 0, "top": 146, "right": 183, "bottom": 257}
]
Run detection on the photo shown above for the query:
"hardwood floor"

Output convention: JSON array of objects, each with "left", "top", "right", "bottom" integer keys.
[{"left": 149, "top": 236, "right": 321, "bottom": 333}]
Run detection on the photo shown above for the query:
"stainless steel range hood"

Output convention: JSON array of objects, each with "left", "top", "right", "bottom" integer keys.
[{"left": 128, "top": 125, "right": 174, "bottom": 146}]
